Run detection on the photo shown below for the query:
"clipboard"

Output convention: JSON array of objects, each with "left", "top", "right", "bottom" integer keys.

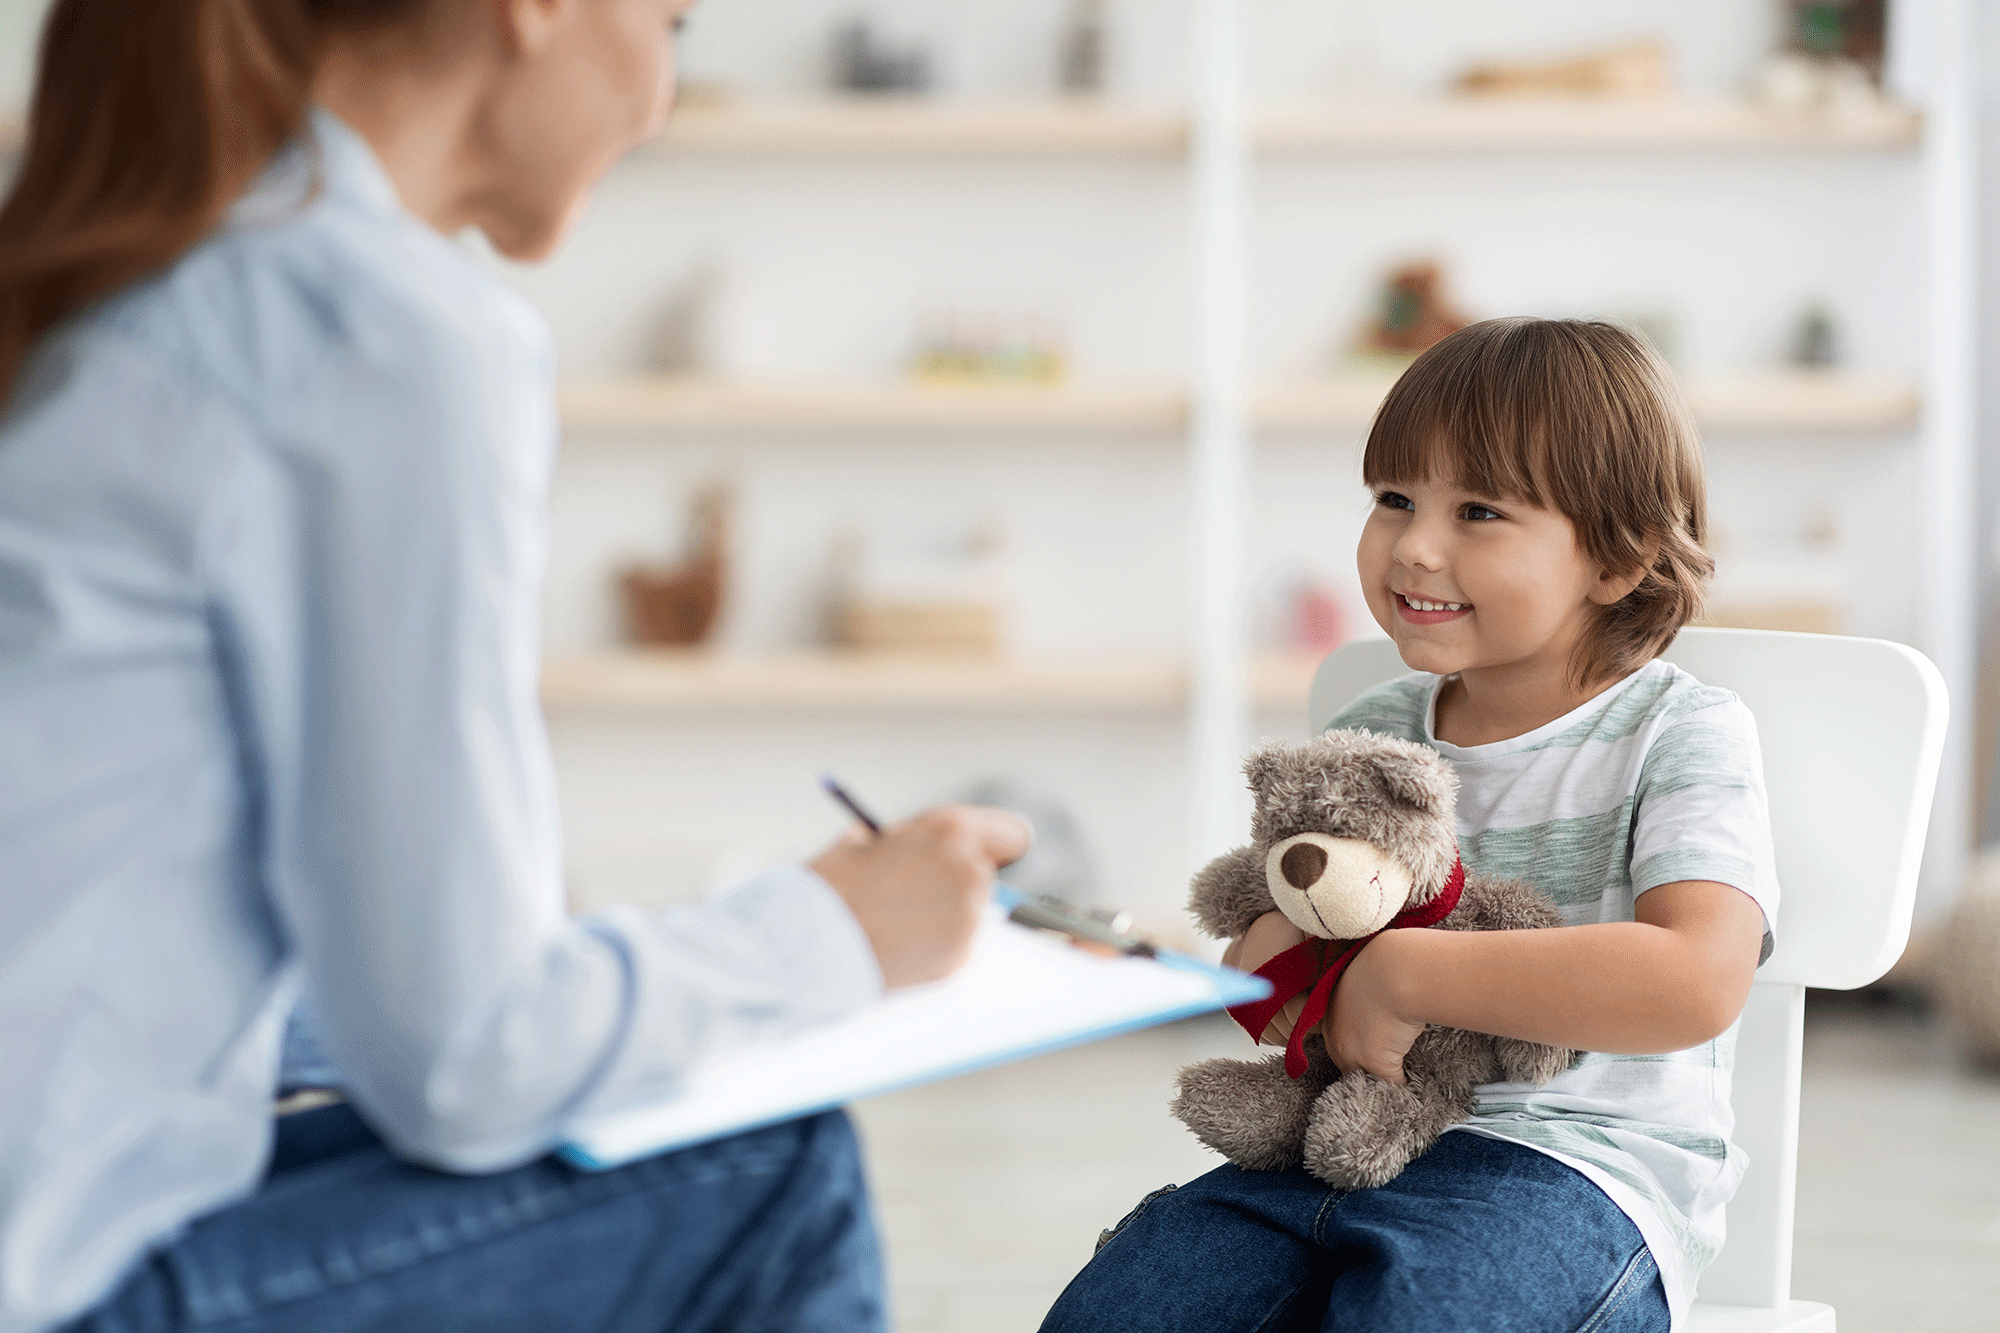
[{"left": 558, "top": 899, "right": 1268, "bottom": 1171}]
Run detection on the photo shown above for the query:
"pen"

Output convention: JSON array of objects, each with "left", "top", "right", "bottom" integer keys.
[
  {"left": 820, "top": 773, "right": 883, "bottom": 836},
  {"left": 817, "top": 773, "right": 1157, "bottom": 959}
]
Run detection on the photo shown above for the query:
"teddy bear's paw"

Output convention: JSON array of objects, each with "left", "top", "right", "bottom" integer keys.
[
  {"left": 1170, "top": 1055, "right": 1315, "bottom": 1172},
  {"left": 1299, "top": 1074, "right": 1428, "bottom": 1190},
  {"left": 1494, "top": 1036, "right": 1578, "bottom": 1087}
]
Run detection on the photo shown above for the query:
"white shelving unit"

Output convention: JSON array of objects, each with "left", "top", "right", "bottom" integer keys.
[{"left": 523, "top": 1, "right": 1976, "bottom": 931}]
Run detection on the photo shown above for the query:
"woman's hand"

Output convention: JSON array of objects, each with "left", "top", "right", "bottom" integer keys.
[
  {"left": 1221, "top": 910, "right": 1317, "bottom": 1047},
  {"left": 810, "top": 805, "right": 1032, "bottom": 989},
  {"left": 1323, "top": 930, "right": 1427, "bottom": 1085}
]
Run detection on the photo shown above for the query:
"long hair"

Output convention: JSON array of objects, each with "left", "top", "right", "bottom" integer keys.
[
  {"left": 0, "top": 0, "right": 420, "bottom": 404},
  {"left": 1363, "top": 317, "right": 1715, "bottom": 689}
]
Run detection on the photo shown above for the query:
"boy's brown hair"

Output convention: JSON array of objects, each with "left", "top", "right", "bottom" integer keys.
[{"left": 1363, "top": 317, "right": 1714, "bottom": 689}]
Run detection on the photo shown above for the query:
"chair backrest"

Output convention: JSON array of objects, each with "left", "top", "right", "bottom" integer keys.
[{"left": 1307, "top": 627, "right": 1947, "bottom": 1307}]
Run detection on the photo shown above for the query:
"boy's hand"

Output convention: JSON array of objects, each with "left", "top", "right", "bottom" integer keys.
[
  {"left": 810, "top": 805, "right": 1032, "bottom": 990},
  {"left": 1323, "top": 930, "right": 1427, "bottom": 1084},
  {"left": 1222, "top": 910, "right": 1318, "bottom": 1047}
]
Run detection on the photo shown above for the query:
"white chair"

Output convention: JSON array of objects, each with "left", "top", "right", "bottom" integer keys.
[{"left": 1306, "top": 627, "right": 1948, "bottom": 1333}]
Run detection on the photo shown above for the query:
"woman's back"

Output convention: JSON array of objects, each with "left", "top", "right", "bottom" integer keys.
[{"left": 0, "top": 111, "right": 559, "bottom": 1328}]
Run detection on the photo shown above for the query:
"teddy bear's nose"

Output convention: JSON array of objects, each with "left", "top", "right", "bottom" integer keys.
[{"left": 1280, "top": 841, "right": 1328, "bottom": 891}]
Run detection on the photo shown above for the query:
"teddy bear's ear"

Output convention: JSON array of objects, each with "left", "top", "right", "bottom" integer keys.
[
  {"left": 1241, "top": 742, "right": 1290, "bottom": 800},
  {"left": 1371, "top": 746, "right": 1453, "bottom": 813}
]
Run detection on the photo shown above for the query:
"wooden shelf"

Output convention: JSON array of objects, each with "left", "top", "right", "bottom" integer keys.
[
  {"left": 645, "top": 100, "right": 1186, "bottom": 157},
  {"left": 1259, "top": 372, "right": 1919, "bottom": 434},
  {"left": 561, "top": 373, "right": 1917, "bottom": 437},
  {"left": 1256, "top": 97, "right": 1921, "bottom": 154},
  {"left": 559, "top": 379, "right": 1186, "bottom": 434},
  {"left": 541, "top": 650, "right": 1326, "bottom": 713}
]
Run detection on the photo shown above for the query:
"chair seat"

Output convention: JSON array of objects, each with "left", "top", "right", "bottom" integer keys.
[{"left": 1686, "top": 1300, "right": 1834, "bottom": 1331}]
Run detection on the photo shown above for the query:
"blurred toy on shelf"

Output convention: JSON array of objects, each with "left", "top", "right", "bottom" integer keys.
[
  {"left": 1351, "top": 260, "right": 1469, "bottom": 366},
  {"left": 1453, "top": 38, "right": 1671, "bottom": 100},
  {"left": 1698, "top": 597, "right": 1842, "bottom": 635},
  {"left": 621, "top": 483, "right": 728, "bottom": 647},
  {"left": 1289, "top": 576, "right": 1349, "bottom": 654},
  {"left": 1057, "top": 0, "right": 1109, "bottom": 97},
  {"left": 1751, "top": 0, "right": 1888, "bottom": 115},
  {"left": 830, "top": 522, "right": 1009, "bottom": 656},
  {"left": 911, "top": 311, "right": 1069, "bottom": 386},
  {"left": 830, "top": 18, "right": 932, "bottom": 96},
  {"left": 961, "top": 777, "right": 1100, "bottom": 904},
  {"left": 1790, "top": 300, "right": 1840, "bottom": 368},
  {"left": 672, "top": 79, "right": 736, "bottom": 111},
  {"left": 645, "top": 259, "right": 724, "bottom": 377}
]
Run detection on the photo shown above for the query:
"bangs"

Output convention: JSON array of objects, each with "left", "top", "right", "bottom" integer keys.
[{"left": 1361, "top": 317, "right": 1652, "bottom": 509}]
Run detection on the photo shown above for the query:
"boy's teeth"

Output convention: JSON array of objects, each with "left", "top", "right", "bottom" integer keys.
[{"left": 1406, "top": 596, "right": 1466, "bottom": 612}]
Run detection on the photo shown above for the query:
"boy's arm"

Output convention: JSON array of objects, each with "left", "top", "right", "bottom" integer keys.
[
  {"left": 1321, "top": 880, "right": 1766, "bottom": 1084},
  {"left": 1226, "top": 880, "right": 1765, "bottom": 1084}
]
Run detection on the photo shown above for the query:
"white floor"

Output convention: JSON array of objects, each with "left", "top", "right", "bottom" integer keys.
[{"left": 851, "top": 998, "right": 2000, "bottom": 1333}]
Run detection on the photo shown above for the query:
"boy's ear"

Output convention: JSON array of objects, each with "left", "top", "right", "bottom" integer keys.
[{"left": 1589, "top": 540, "right": 1658, "bottom": 606}]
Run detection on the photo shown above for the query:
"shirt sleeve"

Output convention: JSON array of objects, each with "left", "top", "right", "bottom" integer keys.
[
  {"left": 1629, "top": 694, "right": 1781, "bottom": 960},
  {"left": 201, "top": 277, "right": 880, "bottom": 1173}
]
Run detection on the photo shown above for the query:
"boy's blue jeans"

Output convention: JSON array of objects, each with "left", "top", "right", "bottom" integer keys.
[
  {"left": 1041, "top": 1131, "right": 1670, "bottom": 1333},
  {"left": 60, "top": 1102, "right": 883, "bottom": 1333}
]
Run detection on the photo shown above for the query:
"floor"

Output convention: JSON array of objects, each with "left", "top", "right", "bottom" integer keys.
[{"left": 851, "top": 995, "right": 2000, "bottom": 1333}]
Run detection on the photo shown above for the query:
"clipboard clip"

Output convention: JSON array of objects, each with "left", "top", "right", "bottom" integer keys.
[{"left": 995, "top": 885, "right": 1158, "bottom": 959}]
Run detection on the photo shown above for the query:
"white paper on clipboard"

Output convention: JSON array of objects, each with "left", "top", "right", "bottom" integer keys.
[{"left": 559, "top": 905, "right": 1269, "bottom": 1170}]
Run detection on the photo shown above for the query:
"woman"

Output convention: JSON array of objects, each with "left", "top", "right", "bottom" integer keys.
[{"left": 0, "top": 3, "right": 1028, "bottom": 1330}]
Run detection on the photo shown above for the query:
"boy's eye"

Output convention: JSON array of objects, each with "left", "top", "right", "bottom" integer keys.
[
  {"left": 1373, "top": 490, "right": 1414, "bottom": 512},
  {"left": 1460, "top": 502, "right": 1503, "bottom": 521}
]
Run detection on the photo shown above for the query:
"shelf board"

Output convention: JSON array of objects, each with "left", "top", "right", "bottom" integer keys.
[
  {"left": 646, "top": 100, "right": 1187, "bottom": 157},
  {"left": 1256, "top": 97, "right": 1921, "bottom": 154},
  {"left": 541, "top": 650, "right": 1326, "bottom": 713},
  {"left": 1259, "top": 371, "right": 1919, "bottom": 434},
  {"left": 562, "top": 373, "right": 1917, "bottom": 437},
  {"left": 559, "top": 379, "right": 1186, "bottom": 434}
]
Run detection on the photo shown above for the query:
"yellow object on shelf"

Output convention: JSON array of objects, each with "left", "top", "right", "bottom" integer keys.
[{"left": 834, "top": 601, "right": 1003, "bottom": 657}]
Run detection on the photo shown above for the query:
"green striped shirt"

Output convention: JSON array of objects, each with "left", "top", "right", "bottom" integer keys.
[{"left": 1329, "top": 659, "right": 1779, "bottom": 1326}]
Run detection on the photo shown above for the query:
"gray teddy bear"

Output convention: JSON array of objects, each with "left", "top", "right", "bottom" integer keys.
[{"left": 1171, "top": 729, "right": 1576, "bottom": 1191}]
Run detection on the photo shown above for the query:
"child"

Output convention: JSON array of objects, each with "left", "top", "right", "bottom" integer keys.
[{"left": 1041, "top": 318, "right": 1776, "bottom": 1333}]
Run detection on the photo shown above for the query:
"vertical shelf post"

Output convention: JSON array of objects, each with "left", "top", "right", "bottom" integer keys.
[
  {"left": 1187, "top": 0, "right": 1253, "bottom": 876},
  {"left": 1917, "top": 0, "right": 1979, "bottom": 925}
]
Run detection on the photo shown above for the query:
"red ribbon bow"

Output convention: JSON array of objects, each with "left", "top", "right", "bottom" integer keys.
[{"left": 1226, "top": 856, "right": 1466, "bottom": 1079}]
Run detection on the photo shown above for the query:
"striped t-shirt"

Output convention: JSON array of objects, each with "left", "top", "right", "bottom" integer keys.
[{"left": 1329, "top": 658, "right": 1780, "bottom": 1328}]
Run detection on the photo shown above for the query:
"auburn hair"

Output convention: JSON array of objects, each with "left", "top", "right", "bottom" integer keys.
[
  {"left": 0, "top": 0, "right": 423, "bottom": 405},
  {"left": 1362, "top": 317, "right": 1715, "bottom": 689}
]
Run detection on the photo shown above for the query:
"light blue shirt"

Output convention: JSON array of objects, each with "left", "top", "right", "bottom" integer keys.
[{"left": 0, "top": 111, "right": 883, "bottom": 1333}]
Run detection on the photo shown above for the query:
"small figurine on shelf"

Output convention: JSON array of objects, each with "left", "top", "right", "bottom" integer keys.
[
  {"left": 911, "top": 310, "right": 1069, "bottom": 387},
  {"left": 1353, "top": 260, "right": 1470, "bottom": 364},
  {"left": 830, "top": 18, "right": 932, "bottom": 96},
  {"left": 621, "top": 483, "right": 728, "bottom": 647},
  {"left": 1790, "top": 301, "right": 1840, "bottom": 369},
  {"left": 830, "top": 522, "right": 1008, "bottom": 657},
  {"left": 1057, "top": 0, "right": 1109, "bottom": 98},
  {"left": 1290, "top": 577, "right": 1349, "bottom": 655},
  {"left": 1750, "top": 0, "right": 1887, "bottom": 114},
  {"left": 645, "top": 259, "right": 724, "bottom": 378},
  {"left": 1453, "top": 38, "right": 1671, "bottom": 100}
]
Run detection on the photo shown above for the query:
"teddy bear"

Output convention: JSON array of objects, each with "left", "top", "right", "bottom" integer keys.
[{"left": 1171, "top": 728, "right": 1576, "bottom": 1191}]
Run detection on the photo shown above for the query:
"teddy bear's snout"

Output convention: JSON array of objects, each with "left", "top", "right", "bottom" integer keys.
[
  {"left": 1264, "top": 833, "right": 1415, "bottom": 940},
  {"left": 1280, "top": 841, "right": 1328, "bottom": 891}
]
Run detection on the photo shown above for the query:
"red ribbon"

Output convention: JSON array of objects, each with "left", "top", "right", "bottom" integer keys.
[{"left": 1226, "top": 856, "right": 1465, "bottom": 1079}]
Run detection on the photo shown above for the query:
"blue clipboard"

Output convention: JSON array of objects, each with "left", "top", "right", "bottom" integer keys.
[{"left": 558, "top": 897, "right": 1267, "bottom": 1171}]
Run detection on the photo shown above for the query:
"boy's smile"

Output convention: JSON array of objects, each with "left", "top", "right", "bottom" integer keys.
[{"left": 1393, "top": 593, "right": 1472, "bottom": 625}]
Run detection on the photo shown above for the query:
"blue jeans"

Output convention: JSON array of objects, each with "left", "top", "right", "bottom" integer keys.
[
  {"left": 1041, "top": 1131, "right": 1669, "bottom": 1333},
  {"left": 61, "top": 1103, "right": 883, "bottom": 1333}
]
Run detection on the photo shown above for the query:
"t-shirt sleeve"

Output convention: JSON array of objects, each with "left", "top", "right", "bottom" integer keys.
[
  {"left": 1630, "top": 693, "right": 1780, "bottom": 962},
  {"left": 1324, "top": 675, "right": 1433, "bottom": 744}
]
